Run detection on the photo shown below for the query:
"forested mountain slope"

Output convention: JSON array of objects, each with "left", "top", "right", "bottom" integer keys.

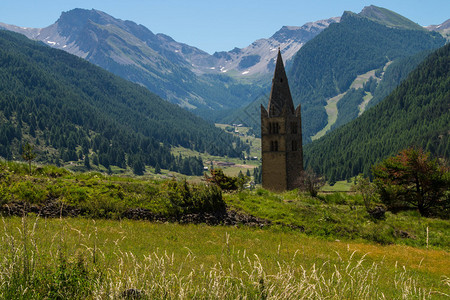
[
  {"left": 223, "top": 6, "right": 445, "bottom": 142},
  {"left": 304, "top": 43, "right": 450, "bottom": 182},
  {"left": 330, "top": 49, "right": 434, "bottom": 131},
  {"left": 0, "top": 9, "right": 263, "bottom": 111},
  {"left": 0, "top": 30, "right": 248, "bottom": 174},
  {"left": 288, "top": 8, "right": 445, "bottom": 140}
]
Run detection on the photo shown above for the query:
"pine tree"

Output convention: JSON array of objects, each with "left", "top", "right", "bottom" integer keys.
[
  {"left": 21, "top": 142, "right": 36, "bottom": 175},
  {"left": 132, "top": 158, "right": 145, "bottom": 175},
  {"left": 154, "top": 163, "right": 161, "bottom": 174},
  {"left": 84, "top": 155, "right": 91, "bottom": 169}
]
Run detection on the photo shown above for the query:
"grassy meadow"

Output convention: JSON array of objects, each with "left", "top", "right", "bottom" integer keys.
[
  {"left": 1, "top": 216, "right": 449, "bottom": 299},
  {"left": 226, "top": 189, "right": 449, "bottom": 248},
  {"left": 0, "top": 159, "right": 449, "bottom": 298}
]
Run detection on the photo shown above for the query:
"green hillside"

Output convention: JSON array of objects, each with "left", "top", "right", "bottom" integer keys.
[
  {"left": 304, "top": 43, "right": 450, "bottom": 182},
  {"left": 289, "top": 10, "right": 445, "bottom": 140},
  {"left": 330, "top": 49, "right": 433, "bottom": 131},
  {"left": 0, "top": 30, "right": 248, "bottom": 174}
]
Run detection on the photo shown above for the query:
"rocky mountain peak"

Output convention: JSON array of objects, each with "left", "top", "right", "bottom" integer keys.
[
  {"left": 358, "top": 5, "right": 424, "bottom": 30},
  {"left": 271, "top": 18, "right": 340, "bottom": 43},
  {"left": 426, "top": 19, "right": 450, "bottom": 30},
  {"left": 57, "top": 8, "right": 109, "bottom": 25},
  {"left": 426, "top": 19, "right": 450, "bottom": 41}
]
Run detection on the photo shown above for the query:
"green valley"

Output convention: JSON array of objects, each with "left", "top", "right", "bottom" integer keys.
[
  {"left": 0, "top": 5, "right": 449, "bottom": 299},
  {"left": 0, "top": 30, "right": 248, "bottom": 176}
]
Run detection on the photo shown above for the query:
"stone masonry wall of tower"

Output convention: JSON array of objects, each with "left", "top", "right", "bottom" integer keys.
[{"left": 261, "top": 50, "right": 303, "bottom": 192}]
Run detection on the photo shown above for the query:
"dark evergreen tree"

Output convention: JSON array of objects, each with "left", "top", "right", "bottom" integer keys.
[
  {"left": 154, "top": 163, "right": 161, "bottom": 174},
  {"left": 132, "top": 156, "right": 145, "bottom": 175},
  {"left": 84, "top": 155, "right": 91, "bottom": 169},
  {"left": 253, "top": 166, "right": 262, "bottom": 184},
  {"left": 181, "top": 159, "right": 192, "bottom": 176}
]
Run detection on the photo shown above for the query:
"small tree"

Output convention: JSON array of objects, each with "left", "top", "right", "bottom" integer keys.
[
  {"left": 92, "top": 154, "right": 99, "bottom": 166},
  {"left": 297, "top": 169, "right": 325, "bottom": 197},
  {"left": 351, "top": 174, "right": 385, "bottom": 219},
  {"left": 351, "top": 174, "right": 377, "bottom": 211},
  {"left": 132, "top": 157, "right": 145, "bottom": 176},
  {"left": 84, "top": 155, "right": 91, "bottom": 169},
  {"left": 373, "top": 148, "right": 449, "bottom": 217},
  {"left": 21, "top": 142, "right": 36, "bottom": 175},
  {"left": 204, "top": 168, "right": 239, "bottom": 191},
  {"left": 154, "top": 163, "right": 161, "bottom": 174},
  {"left": 237, "top": 170, "right": 250, "bottom": 190}
]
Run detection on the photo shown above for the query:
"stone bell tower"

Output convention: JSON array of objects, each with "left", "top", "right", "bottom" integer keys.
[{"left": 261, "top": 50, "right": 303, "bottom": 191}]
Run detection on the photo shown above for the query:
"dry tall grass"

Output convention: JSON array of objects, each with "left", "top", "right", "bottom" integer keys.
[{"left": 0, "top": 216, "right": 447, "bottom": 299}]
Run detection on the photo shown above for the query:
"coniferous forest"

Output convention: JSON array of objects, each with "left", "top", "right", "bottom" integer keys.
[
  {"left": 304, "top": 43, "right": 450, "bottom": 182},
  {"left": 0, "top": 30, "right": 248, "bottom": 174},
  {"left": 288, "top": 11, "right": 445, "bottom": 140}
]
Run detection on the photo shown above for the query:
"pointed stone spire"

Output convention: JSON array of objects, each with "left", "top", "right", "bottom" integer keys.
[{"left": 267, "top": 49, "right": 294, "bottom": 117}]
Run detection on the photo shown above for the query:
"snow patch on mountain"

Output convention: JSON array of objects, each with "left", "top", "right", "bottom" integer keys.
[
  {"left": 0, "top": 10, "right": 339, "bottom": 82},
  {"left": 193, "top": 17, "right": 340, "bottom": 77}
]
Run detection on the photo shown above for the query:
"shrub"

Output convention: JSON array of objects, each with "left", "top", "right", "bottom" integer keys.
[
  {"left": 351, "top": 174, "right": 386, "bottom": 220},
  {"left": 296, "top": 169, "right": 325, "bottom": 197},
  {"left": 322, "top": 192, "right": 348, "bottom": 205},
  {"left": 11, "top": 181, "right": 47, "bottom": 204},
  {"left": 256, "top": 188, "right": 268, "bottom": 196},
  {"left": 373, "top": 148, "right": 449, "bottom": 217},
  {"left": 164, "top": 180, "right": 225, "bottom": 216},
  {"left": 204, "top": 168, "right": 242, "bottom": 191}
]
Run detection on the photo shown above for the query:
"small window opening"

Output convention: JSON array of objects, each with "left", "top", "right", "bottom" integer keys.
[
  {"left": 269, "top": 122, "right": 279, "bottom": 134},
  {"left": 270, "top": 140, "right": 279, "bottom": 152},
  {"left": 291, "top": 122, "right": 298, "bottom": 134}
]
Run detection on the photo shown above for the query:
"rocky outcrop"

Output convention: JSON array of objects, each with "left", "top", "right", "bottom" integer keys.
[
  {"left": 1, "top": 201, "right": 84, "bottom": 218},
  {"left": 121, "top": 207, "right": 271, "bottom": 227},
  {"left": 1, "top": 201, "right": 272, "bottom": 228}
]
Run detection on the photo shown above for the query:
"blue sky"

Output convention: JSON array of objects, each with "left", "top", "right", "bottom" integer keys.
[{"left": 1, "top": 0, "right": 448, "bottom": 53}]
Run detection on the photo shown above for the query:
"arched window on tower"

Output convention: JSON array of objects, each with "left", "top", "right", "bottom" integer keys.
[
  {"left": 291, "top": 122, "right": 298, "bottom": 134},
  {"left": 292, "top": 140, "right": 297, "bottom": 151},
  {"left": 269, "top": 122, "right": 279, "bottom": 134},
  {"left": 270, "top": 140, "right": 279, "bottom": 152}
]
